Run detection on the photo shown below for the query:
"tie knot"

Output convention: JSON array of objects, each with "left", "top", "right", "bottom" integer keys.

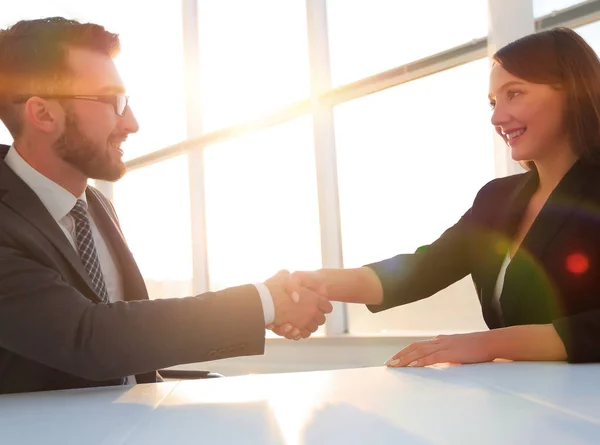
[{"left": 70, "top": 199, "right": 88, "bottom": 221}]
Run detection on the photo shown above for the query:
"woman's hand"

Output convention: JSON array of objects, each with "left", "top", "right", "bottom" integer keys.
[
  {"left": 385, "top": 324, "right": 568, "bottom": 368},
  {"left": 385, "top": 331, "right": 495, "bottom": 367}
]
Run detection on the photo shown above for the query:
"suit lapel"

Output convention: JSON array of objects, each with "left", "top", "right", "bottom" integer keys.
[
  {"left": 499, "top": 170, "right": 539, "bottom": 242},
  {"left": 514, "top": 161, "right": 591, "bottom": 263},
  {"left": 476, "top": 171, "right": 536, "bottom": 326},
  {"left": 491, "top": 161, "right": 593, "bottom": 325},
  {"left": 0, "top": 162, "right": 101, "bottom": 301},
  {"left": 87, "top": 195, "right": 155, "bottom": 381},
  {"left": 0, "top": 145, "right": 149, "bottom": 304},
  {"left": 489, "top": 170, "right": 538, "bottom": 278},
  {"left": 86, "top": 188, "right": 149, "bottom": 302}
]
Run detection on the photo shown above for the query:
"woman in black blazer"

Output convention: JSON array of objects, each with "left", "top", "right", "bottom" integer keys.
[{"left": 276, "top": 27, "right": 600, "bottom": 367}]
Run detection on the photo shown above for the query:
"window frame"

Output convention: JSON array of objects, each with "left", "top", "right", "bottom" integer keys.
[{"left": 112, "top": 0, "right": 600, "bottom": 338}]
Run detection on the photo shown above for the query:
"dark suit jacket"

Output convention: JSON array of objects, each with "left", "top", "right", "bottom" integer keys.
[
  {"left": 367, "top": 160, "right": 600, "bottom": 363},
  {"left": 0, "top": 144, "right": 265, "bottom": 394}
]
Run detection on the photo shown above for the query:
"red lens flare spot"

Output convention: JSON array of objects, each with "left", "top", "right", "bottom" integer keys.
[{"left": 566, "top": 253, "right": 589, "bottom": 275}]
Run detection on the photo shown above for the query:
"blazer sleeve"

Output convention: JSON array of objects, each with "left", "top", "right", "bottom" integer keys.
[
  {"left": 0, "top": 241, "right": 266, "bottom": 381},
  {"left": 364, "top": 207, "right": 475, "bottom": 313},
  {"left": 362, "top": 175, "right": 515, "bottom": 313},
  {"left": 552, "top": 311, "right": 600, "bottom": 363}
]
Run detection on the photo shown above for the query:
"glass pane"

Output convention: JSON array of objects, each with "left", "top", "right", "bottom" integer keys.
[
  {"left": 198, "top": 0, "right": 310, "bottom": 133},
  {"left": 534, "top": 0, "right": 586, "bottom": 18},
  {"left": 0, "top": 1, "right": 187, "bottom": 161},
  {"left": 574, "top": 20, "right": 600, "bottom": 53},
  {"left": 203, "top": 117, "right": 322, "bottom": 291},
  {"left": 0, "top": 125, "right": 11, "bottom": 146},
  {"left": 113, "top": 156, "right": 193, "bottom": 299},
  {"left": 335, "top": 59, "right": 494, "bottom": 335},
  {"left": 327, "top": 0, "right": 488, "bottom": 86}
]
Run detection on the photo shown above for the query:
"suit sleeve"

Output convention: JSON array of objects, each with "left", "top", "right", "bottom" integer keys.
[
  {"left": 0, "top": 243, "right": 266, "bottom": 381},
  {"left": 362, "top": 176, "right": 515, "bottom": 313},
  {"left": 552, "top": 311, "right": 600, "bottom": 363},
  {"left": 364, "top": 207, "right": 475, "bottom": 313}
]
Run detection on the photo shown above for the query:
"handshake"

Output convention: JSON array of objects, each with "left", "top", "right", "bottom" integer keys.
[{"left": 263, "top": 269, "right": 332, "bottom": 341}]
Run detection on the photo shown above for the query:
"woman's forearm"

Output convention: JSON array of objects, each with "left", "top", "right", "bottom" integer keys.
[
  {"left": 319, "top": 267, "right": 384, "bottom": 305},
  {"left": 488, "top": 324, "right": 567, "bottom": 361}
]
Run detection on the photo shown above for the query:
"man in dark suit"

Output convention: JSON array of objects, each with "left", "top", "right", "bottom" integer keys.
[{"left": 0, "top": 18, "right": 331, "bottom": 395}]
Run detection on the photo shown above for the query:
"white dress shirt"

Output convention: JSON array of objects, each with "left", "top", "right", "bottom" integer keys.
[
  {"left": 5, "top": 146, "right": 124, "bottom": 302},
  {"left": 492, "top": 251, "right": 512, "bottom": 319}
]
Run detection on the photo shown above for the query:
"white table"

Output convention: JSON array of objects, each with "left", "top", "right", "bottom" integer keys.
[{"left": 2, "top": 362, "right": 600, "bottom": 444}]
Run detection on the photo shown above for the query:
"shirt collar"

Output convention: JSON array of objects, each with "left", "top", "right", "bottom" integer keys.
[{"left": 4, "top": 145, "right": 86, "bottom": 222}]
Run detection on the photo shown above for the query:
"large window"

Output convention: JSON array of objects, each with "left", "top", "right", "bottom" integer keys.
[
  {"left": 534, "top": 0, "right": 587, "bottom": 17},
  {"left": 326, "top": 0, "right": 488, "bottom": 86},
  {"left": 112, "top": 156, "right": 193, "bottom": 299},
  {"left": 203, "top": 117, "right": 322, "bottom": 291},
  {"left": 0, "top": 126, "right": 10, "bottom": 147},
  {"left": 197, "top": 0, "right": 310, "bottom": 133},
  {"left": 335, "top": 59, "right": 494, "bottom": 334},
  {"left": 6, "top": 1, "right": 599, "bottom": 342},
  {"left": 574, "top": 20, "right": 600, "bottom": 52},
  {"left": 0, "top": 1, "right": 187, "bottom": 160}
]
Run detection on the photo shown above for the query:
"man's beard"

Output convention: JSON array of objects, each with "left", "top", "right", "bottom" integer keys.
[{"left": 53, "top": 111, "right": 127, "bottom": 182}]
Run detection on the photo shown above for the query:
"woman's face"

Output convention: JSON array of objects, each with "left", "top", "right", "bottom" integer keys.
[{"left": 488, "top": 64, "right": 570, "bottom": 164}]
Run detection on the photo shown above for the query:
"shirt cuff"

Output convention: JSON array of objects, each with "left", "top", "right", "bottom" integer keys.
[{"left": 253, "top": 282, "right": 275, "bottom": 325}]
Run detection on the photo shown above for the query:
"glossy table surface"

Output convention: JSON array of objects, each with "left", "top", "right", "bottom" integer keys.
[{"left": 2, "top": 362, "right": 600, "bottom": 444}]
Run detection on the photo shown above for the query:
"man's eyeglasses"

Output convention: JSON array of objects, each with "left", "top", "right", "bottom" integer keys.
[{"left": 13, "top": 94, "right": 129, "bottom": 117}]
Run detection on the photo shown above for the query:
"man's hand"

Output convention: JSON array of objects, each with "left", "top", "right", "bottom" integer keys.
[
  {"left": 268, "top": 270, "right": 330, "bottom": 339},
  {"left": 264, "top": 270, "right": 332, "bottom": 340}
]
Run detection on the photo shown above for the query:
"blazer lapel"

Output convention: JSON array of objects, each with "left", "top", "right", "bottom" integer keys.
[
  {"left": 476, "top": 170, "right": 537, "bottom": 327},
  {"left": 86, "top": 191, "right": 157, "bottom": 381},
  {"left": 86, "top": 188, "right": 149, "bottom": 302},
  {"left": 490, "top": 170, "right": 538, "bottom": 274},
  {"left": 515, "top": 161, "right": 591, "bottom": 263},
  {"left": 0, "top": 162, "right": 101, "bottom": 301},
  {"left": 500, "top": 162, "right": 590, "bottom": 325},
  {"left": 499, "top": 170, "right": 539, "bottom": 242}
]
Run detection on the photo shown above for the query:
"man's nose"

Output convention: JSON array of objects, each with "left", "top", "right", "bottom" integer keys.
[{"left": 120, "top": 105, "right": 139, "bottom": 134}]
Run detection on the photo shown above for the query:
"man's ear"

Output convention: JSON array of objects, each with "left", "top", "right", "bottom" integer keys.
[{"left": 22, "top": 97, "right": 62, "bottom": 134}]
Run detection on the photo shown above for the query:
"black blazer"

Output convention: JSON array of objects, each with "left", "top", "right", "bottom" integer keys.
[
  {"left": 0, "top": 144, "right": 265, "bottom": 394},
  {"left": 367, "top": 160, "right": 600, "bottom": 363}
]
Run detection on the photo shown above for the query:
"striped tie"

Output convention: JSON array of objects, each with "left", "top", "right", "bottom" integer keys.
[{"left": 69, "top": 199, "right": 110, "bottom": 303}]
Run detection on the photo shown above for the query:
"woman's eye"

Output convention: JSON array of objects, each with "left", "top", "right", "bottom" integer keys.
[
  {"left": 508, "top": 90, "right": 521, "bottom": 99},
  {"left": 489, "top": 101, "right": 496, "bottom": 110}
]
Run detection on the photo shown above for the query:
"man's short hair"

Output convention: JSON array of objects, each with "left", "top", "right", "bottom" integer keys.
[{"left": 0, "top": 17, "right": 120, "bottom": 138}]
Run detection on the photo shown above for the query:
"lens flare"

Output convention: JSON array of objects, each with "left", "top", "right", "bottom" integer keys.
[{"left": 566, "top": 252, "right": 589, "bottom": 275}]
